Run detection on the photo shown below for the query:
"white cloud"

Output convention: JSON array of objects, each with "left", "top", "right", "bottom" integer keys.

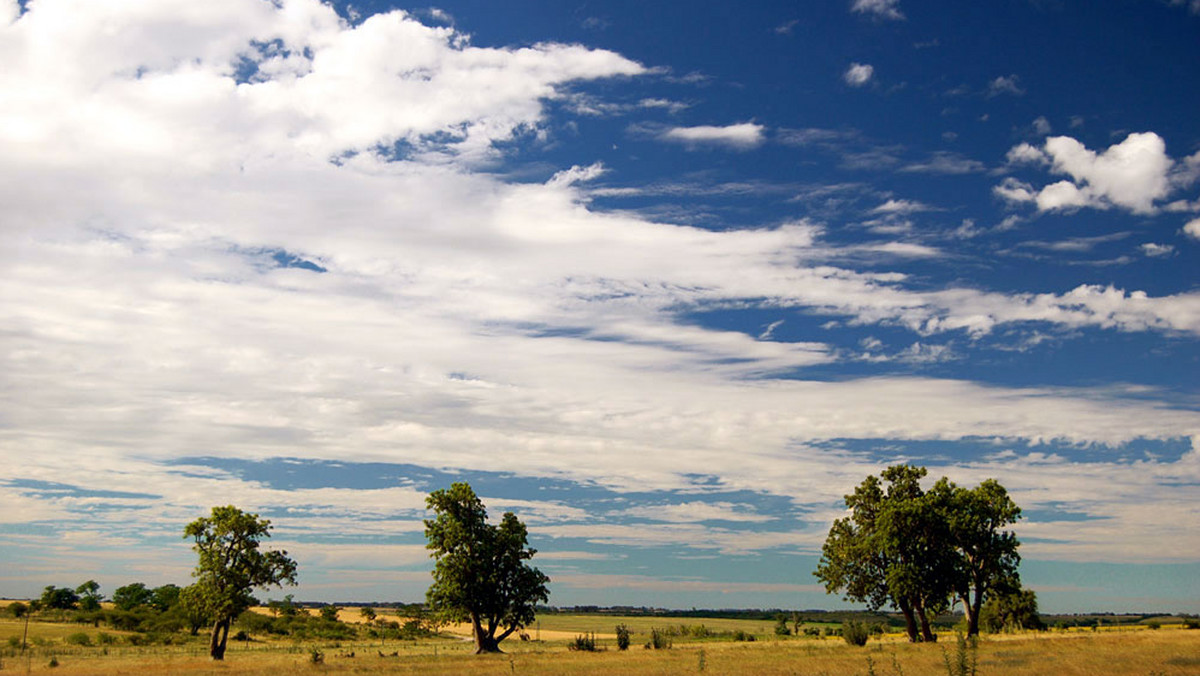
[
  {"left": 851, "top": 0, "right": 904, "bottom": 20},
  {"left": 844, "top": 63, "right": 874, "bottom": 87},
  {"left": 994, "top": 177, "right": 1038, "bottom": 204},
  {"left": 660, "top": 123, "right": 765, "bottom": 149},
  {"left": 615, "top": 502, "right": 776, "bottom": 523},
  {"left": 999, "top": 133, "right": 1181, "bottom": 214},
  {"left": 1184, "top": 218, "right": 1200, "bottom": 240},
  {"left": 1033, "top": 116, "right": 1052, "bottom": 136},
  {"left": 871, "top": 198, "right": 934, "bottom": 214},
  {"left": 987, "top": 74, "right": 1025, "bottom": 97},
  {"left": 2, "top": 0, "right": 1200, "bottom": 590},
  {"left": 1139, "top": 243, "right": 1175, "bottom": 257}
]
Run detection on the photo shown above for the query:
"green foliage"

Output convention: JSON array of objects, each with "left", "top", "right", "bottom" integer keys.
[
  {"left": 7, "top": 601, "right": 28, "bottom": 618},
  {"left": 732, "top": 630, "right": 757, "bottom": 642},
  {"left": 1183, "top": 617, "right": 1199, "bottom": 629},
  {"left": 184, "top": 505, "right": 298, "bottom": 660},
  {"left": 980, "top": 586, "right": 1045, "bottom": 632},
  {"left": 569, "top": 632, "right": 598, "bottom": 651},
  {"left": 646, "top": 627, "right": 673, "bottom": 649},
  {"left": 816, "top": 465, "right": 1024, "bottom": 642},
  {"left": 425, "top": 482, "right": 550, "bottom": 653},
  {"left": 76, "top": 580, "right": 103, "bottom": 611},
  {"left": 319, "top": 604, "right": 341, "bottom": 622},
  {"left": 359, "top": 606, "right": 377, "bottom": 622},
  {"left": 113, "top": 583, "right": 155, "bottom": 611},
  {"left": 40, "top": 585, "right": 80, "bottom": 610},
  {"left": 615, "top": 624, "right": 631, "bottom": 650},
  {"left": 150, "top": 584, "right": 182, "bottom": 612},
  {"left": 774, "top": 615, "right": 792, "bottom": 635},
  {"left": 940, "top": 632, "right": 978, "bottom": 676},
  {"left": 842, "top": 620, "right": 871, "bottom": 646},
  {"left": 64, "top": 632, "right": 91, "bottom": 646}
]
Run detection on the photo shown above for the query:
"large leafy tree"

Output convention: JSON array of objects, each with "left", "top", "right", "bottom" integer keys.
[
  {"left": 816, "top": 465, "right": 949, "bottom": 642},
  {"left": 816, "top": 465, "right": 1022, "bottom": 642},
  {"left": 938, "top": 478, "right": 1022, "bottom": 636},
  {"left": 184, "top": 505, "right": 297, "bottom": 660},
  {"left": 424, "top": 482, "right": 550, "bottom": 654}
]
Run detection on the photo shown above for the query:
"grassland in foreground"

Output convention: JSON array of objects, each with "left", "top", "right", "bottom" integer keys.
[{"left": 2, "top": 614, "right": 1198, "bottom": 676}]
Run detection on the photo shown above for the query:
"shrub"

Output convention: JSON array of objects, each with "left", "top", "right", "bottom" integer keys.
[
  {"left": 1183, "top": 617, "right": 1199, "bottom": 630},
  {"left": 646, "top": 628, "right": 672, "bottom": 650},
  {"left": 615, "top": 624, "right": 631, "bottom": 651},
  {"left": 569, "top": 633, "right": 598, "bottom": 652},
  {"left": 732, "top": 630, "right": 756, "bottom": 642},
  {"left": 96, "top": 633, "right": 117, "bottom": 646},
  {"left": 64, "top": 632, "right": 91, "bottom": 647},
  {"left": 774, "top": 616, "right": 792, "bottom": 636},
  {"left": 1146, "top": 620, "right": 1161, "bottom": 630},
  {"left": 7, "top": 602, "right": 28, "bottom": 619},
  {"left": 842, "top": 620, "right": 870, "bottom": 647},
  {"left": 309, "top": 648, "right": 324, "bottom": 664}
]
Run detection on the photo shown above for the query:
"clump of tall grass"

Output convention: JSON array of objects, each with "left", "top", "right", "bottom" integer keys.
[{"left": 940, "top": 631, "right": 978, "bottom": 676}]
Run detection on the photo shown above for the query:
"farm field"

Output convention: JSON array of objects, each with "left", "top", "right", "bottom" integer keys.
[{"left": 1, "top": 615, "right": 1197, "bottom": 675}]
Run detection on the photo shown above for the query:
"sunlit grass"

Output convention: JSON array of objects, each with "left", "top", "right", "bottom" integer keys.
[{"left": 2, "top": 616, "right": 1197, "bottom": 675}]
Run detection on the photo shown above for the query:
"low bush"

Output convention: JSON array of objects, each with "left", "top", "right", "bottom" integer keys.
[
  {"left": 64, "top": 632, "right": 91, "bottom": 647},
  {"left": 646, "top": 627, "right": 672, "bottom": 650},
  {"left": 842, "top": 620, "right": 870, "bottom": 647},
  {"left": 569, "top": 633, "right": 598, "bottom": 652},
  {"left": 615, "top": 624, "right": 630, "bottom": 651}
]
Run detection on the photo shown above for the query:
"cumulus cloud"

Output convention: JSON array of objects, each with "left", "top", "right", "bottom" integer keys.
[
  {"left": 851, "top": 0, "right": 904, "bottom": 20},
  {"left": 659, "top": 123, "right": 766, "bottom": 149},
  {"left": 1184, "top": 218, "right": 1200, "bottom": 240},
  {"left": 998, "top": 133, "right": 1184, "bottom": 214},
  {"left": 844, "top": 62, "right": 874, "bottom": 87}
]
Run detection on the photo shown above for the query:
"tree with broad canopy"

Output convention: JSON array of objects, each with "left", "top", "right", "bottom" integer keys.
[
  {"left": 815, "top": 465, "right": 1023, "bottom": 641},
  {"left": 183, "top": 505, "right": 297, "bottom": 660},
  {"left": 424, "top": 482, "right": 550, "bottom": 654}
]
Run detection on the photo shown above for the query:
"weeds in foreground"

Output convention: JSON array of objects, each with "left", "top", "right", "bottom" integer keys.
[{"left": 941, "top": 631, "right": 978, "bottom": 676}]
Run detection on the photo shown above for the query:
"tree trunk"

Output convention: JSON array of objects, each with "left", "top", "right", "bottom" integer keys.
[
  {"left": 914, "top": 599, "right": 936, "bottom": 643},
  {"left": 471, "top": 613, "right": 502, "bottom": 654},
  {"left": 209, "top": 618, "right": 230, "bottom": 660},
  {"left": 898, "top": 600, "right": 919, "bottom": 643},
  {"left": 966, "top": 588, "right": 983, "bottom": 637}
]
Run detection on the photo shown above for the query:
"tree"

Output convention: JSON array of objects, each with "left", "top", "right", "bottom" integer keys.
[
  {"left": 177, "top": 584, "right": 211, "bottom": 636},
  {"left": 150, "top": 583, "right": 182, "bottom": 612},
  {"left": 815, "top": 466, "right": 946, "bottom": 642},
  {"left": 319, "top": 604, "right": 341, "bottom": 622},
  {"left": 980, "top": 585, "right": 1044, "bottom": 633},
  {"left": 424, "top": 482, "right": 550, "bottom": 654},
  {"left": 359, "top": 606, "right": 377, "bottom": 622},
  {"left": 113, "top": 582, "right": 154, "bottom": 611},
  {"left": 76, "top": 580, "right": 103, "bottom": 611},
  {"left": 815, "top": 465, "right": 1022, "bottom": 642},
  {"left": 184, "top": 505, "right": 297, "bottom": 660},
  {"left": 40, "top": 585, "right": 79, "bottom": 610},
  {"left": 940, "top": 478, "right": 1022, "bottom": 637}
]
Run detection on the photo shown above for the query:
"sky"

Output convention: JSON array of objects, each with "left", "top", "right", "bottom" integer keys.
[{"left": 1, "top": 0, "right": 1198, "bottom": 614}]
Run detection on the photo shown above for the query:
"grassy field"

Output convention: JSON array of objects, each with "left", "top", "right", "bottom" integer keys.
[{"left": 1, "top": 615, "right": 1197, "bottom": 675}]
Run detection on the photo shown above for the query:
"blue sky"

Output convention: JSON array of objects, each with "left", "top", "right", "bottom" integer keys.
[{"left": 1, "top": 0, "right": 1198, "bottom": 614}]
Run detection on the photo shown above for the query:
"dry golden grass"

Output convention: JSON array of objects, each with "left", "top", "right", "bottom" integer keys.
[{"left": 2, "top": 617, "right": 1197, "bottom": 676}]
